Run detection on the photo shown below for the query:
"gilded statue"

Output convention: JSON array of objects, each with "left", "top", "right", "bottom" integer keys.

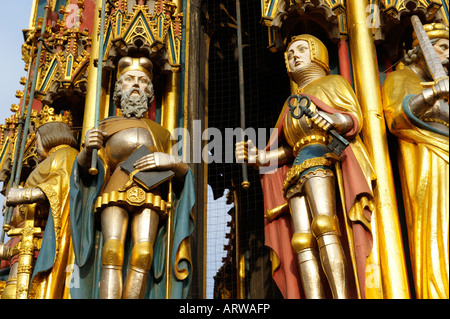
[
  {"left": 0, "top": 108, "right": 79, "bottom": 299},
  {"left": 382, "top": 22, "right": 449, "bottom": 299},
  {"left": 70, "top": 56, "right": 194, "bottom": 299},
  {"left": 236, "top": 35, "right": 375, "bottom": 299}
]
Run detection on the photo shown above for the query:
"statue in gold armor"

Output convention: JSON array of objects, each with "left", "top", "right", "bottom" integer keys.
[
  {"left": 70, "top": 56, "right": 193, "bottom": 299},
  {"left": 236, "top": 35, "right": 375, "bottom": 299},
  {"left": 0, "top": 109, "right": 79, "bottom": 299},
  {"left": 382, "top": 23, "right": 449, "bottom": 299}
]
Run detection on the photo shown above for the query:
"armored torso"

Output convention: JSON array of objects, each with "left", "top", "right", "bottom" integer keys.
[
  {"left": 95, "top": 117, "right": 171, "bottom": 215},
  {"left": 104, "top": 127, "right": 157, "bottom": 172},
  {"left": 283, "top": 102, "right": 328, "bottom": 156}
]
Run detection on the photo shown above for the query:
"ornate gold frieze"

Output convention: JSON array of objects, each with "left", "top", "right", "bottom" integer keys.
[
  {"left": 95, "top": 187, "right": 167, "bottom": 215},
  {"left": 380, "top": 0, "right": 443, "bottom": 20},
  {"left": 260, "top": 0, "right": 346, "bottom": 51},
  {"left": 20, "top": 4, "right": 92, "bottom": 105},
  {"left": 105, "top": 0, "right": 183, "bottom": 73},
  {"left": 261, "top": 0, "right": 448, "bottom": 51}
]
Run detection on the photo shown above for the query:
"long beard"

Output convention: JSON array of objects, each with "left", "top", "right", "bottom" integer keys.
[{"left": 120, "top": 88, "right": 149, "bottom": 118}]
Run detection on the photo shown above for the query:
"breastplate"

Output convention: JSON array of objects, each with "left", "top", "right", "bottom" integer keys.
[
  {"left": 283, "top": 105, "right": 328, "bottom": 155},
  {"left": 104, "top": 127, "right": 157, "bottom": 171}
]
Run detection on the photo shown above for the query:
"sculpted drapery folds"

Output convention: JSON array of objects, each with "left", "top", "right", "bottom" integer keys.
[
  {"left": 236, "top": 34, "right": 376, "bottom": 299},
  {"left": 0, "top": 111, "right": 79, "bottom": 299},
  {"left": 382, "top": 23, "right": 449, "bottom": 299},
  {"left": 69, "top": 56, "right": 194, "bottom": 299}
]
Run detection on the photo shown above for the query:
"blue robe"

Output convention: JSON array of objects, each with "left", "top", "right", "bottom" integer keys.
[{"left": 69, "top": 154, "right": 195, "bottom": 299}]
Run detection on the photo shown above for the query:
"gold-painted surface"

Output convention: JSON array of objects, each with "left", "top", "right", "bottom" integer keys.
[
  {"left": 311, "top": 215, "right": 340, "bottom": 238},
  {"left": 347, "top": 0, "right": 410, "bottom": 299},
  {"left": 0, "top": 280, "right": 6, "bottom": 298},
  {"left": 95, "top": 188, "right": 167, "bottom": 215},
  {"left": 81, "top": 0, "right": 104, "bottom": 146},
  {"left": 382, "top": 67, "right": 449, "bottom": 299},
  {"left": 35, "top": 106, "right": 73, "bottom": 129},
  {"left": 102, "top": 239, "right": 124, "bottom": 267},
  {"left": 7, "top": 204, "right": 41, "bottom": 299},
  {"left": 261, "top": 0, "right": 345, "bottom": 50},
  {"left": 161, "top": 0, "right": 183, "bottom": 299},
  {"left": 160, "top": 71, "right": 180, "bottom": 299},
  {"left": 291, "top": 232, "right": 317, "bottom": 252},
  {"left": 238, "top": 253, "right": 246, "bottom": 299},
  {"left": 233, "top": 184, "right": 244, "bottom": 299},
  {"left": 1, "top": 273, "right": 17, "bottom": 300},
  {"left": 174, "top": 237, "right": 192, "bottom": 281},
  {"left": 283, "top": 75, "right": 365, "bottom": 150},
  {"left": 411, "top": 22, "right": 449, "bottom": 48},
  {"left": 107, "top": 2, "right": 183, "bottom": 72},
  {"left": 23, "top": 2, "right": 91, "bottom": 102},
  {"left": 130, "top": 241, "right": 153, "bottom": 270},
  {"left": 161, "top": 72, "right": 180, "bottom": 134},
  {"left": 265, "top": 202, "right": 289, "bottom": 221},
  {"left": 283, "top": 158, "right": 334, "bottom": 195},
  {"left": 380, "top": 0, "right": 443, "bottom": 21},
  {"left": 117, "top": 57, "right": 154, "bottom": 80},
  {"left": 438, "top": 2, "right": 449, "bottom": 25},
  {"left": 292, "top": 135, "right": 328, "bottom": 155},
  {"left": 25, "top": 145, "right": 78, "bottom": 299}
]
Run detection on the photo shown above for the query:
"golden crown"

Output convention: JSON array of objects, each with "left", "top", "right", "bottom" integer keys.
[
  {"left": 117, "top": 56, "right": 153, "bottom": 80},
  {"left": 35, "top": 106, "right": 73, "bottom": 129},
  {"left": 412, "top": 22, "right": 449, "bottom": 47}
]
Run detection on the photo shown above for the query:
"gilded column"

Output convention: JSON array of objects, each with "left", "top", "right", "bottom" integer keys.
[
  {"left": 81, "top": 0, "right": 106, "bottom": 146},
  {"left": 161, "top": 0, "right": 181, "bottom": 133},
  {"left": 161, "top": 0, "right": 182, "bottom": 299},
  {"left": 161, "top": 72, "right": 179, "bottom": 134},
  {"left": 346, "top": 0, "right": 410, "bottom": 298}
]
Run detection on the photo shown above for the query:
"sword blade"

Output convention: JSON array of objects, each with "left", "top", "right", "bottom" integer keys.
[{"left": 411, "top": 15, "right": 447, "bottom": 81}]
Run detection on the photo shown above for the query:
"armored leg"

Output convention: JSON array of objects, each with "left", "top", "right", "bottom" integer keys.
[
  {"left": 304, "top": 175, "right": 350, "bottom": 299},
  {"left": 123, "top": 207, "right": 159, "bottom": 299},
  {"left": 289, "top": 195, "right": 325, "bottom": 299},
  {"left": 100, "top": 206, "right": 129, "bottom": 299}
]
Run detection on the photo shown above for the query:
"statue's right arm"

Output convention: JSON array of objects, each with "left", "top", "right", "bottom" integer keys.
[
  {"left": 5, "top": 187, "right": 46, "bottom": 206},
  {"left": 409, "top": 77, "right": 449, "bottom": 118},
  {"left": 235, "top": 140, "right": 293, "bottom": 168},
  {"left": 77, "top": 129, "right": 108, "bottom": 171}
]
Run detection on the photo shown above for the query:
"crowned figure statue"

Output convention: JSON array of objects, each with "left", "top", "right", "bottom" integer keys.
[{"left": 70, "top": 56, "right": 194, "bottom": 299}]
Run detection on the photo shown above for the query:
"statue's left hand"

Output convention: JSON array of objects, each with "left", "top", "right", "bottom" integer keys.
[{"left": 133, "top": 152, "right": 184, "bottom": 172}]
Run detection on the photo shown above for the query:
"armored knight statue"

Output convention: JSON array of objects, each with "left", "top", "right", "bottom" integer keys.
[
  {"left": 70, "top": 56, "right": 194, "bottom": 299},
  {"left": 382, "top": 22, "right": 449, "bottom": 299},
  {"left": 236, "top": 35, "right": 375, "bottom": 299},
  {"left": 0, "top": 108, "right": 79, "bottom": 298}
]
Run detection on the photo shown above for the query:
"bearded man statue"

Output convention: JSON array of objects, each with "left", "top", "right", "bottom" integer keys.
[{"left": 69, "top": 56, "right": 194, "bottom": 299}]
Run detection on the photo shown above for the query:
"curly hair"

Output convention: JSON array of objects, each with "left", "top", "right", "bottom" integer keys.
[{"left": 404, "top": 38, "right": 439, "bottom": 65}]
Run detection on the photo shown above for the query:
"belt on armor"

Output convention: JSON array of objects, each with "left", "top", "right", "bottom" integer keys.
[
  {"left": 292, "top": 135, "right": 328, "bottom": 156},
  {"left": 95, "top": 186, "right": 167, "bottom": 216},
  {"left": 283, "top": 155, "right": 336, "bottom": 200}
]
